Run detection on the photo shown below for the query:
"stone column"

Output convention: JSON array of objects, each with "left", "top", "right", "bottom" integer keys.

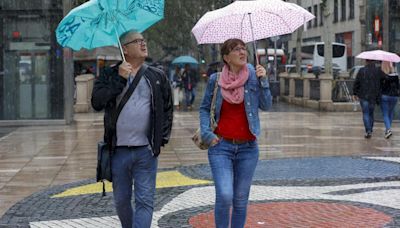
[
  {"left": 288, "top": 74, "right": 297, "bottom": 102},
  {"left": 279, "top": 72, "right": 288, "bottom": 97},
  {"left": 302, "top": 74, "right": 314, "bottom": 101},
  {"left": 74, "top": 74, "right": 95, "bottom": 113},
  {"left": 319, "top": 73, "right": 333, "bottom": 111}
]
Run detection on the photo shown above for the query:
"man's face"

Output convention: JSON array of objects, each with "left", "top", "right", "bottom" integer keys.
[{"left": 123, "top": 33, "right": 148, "bottom": 59}]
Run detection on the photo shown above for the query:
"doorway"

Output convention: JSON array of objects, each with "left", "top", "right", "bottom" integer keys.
[{"left": 3, "top": 50, "right": 50, "bottom": 119}]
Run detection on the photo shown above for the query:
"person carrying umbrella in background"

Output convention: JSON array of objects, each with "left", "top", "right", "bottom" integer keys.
[
  {"left": 172, "top": 66, "right": 183, "bottom": 110},
  {"left": 182, "top": 63, "right": 198, "bottom": 110},
  {"left": 379, "top": 61, "right": 399, "bottom": 139},
  {"left": 199, "top": 38, "right": 272, "bottom": 228},
  {"left": 91, "top": 30, "right": 173, "bottom": 228},
  {"left": 352, "top": 60, "right": 382, "bottom": 139}
]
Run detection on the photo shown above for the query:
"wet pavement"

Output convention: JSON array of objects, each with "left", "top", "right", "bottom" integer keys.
[{"left": 1, "top": 102, "right": 400, "bottom": 227}]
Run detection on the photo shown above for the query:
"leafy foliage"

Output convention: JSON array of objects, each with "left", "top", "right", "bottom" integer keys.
[{"left": 145, "top": 0, "right": 229, "bottom": 62}]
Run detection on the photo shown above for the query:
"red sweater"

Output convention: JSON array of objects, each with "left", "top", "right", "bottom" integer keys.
[{"left": 214, "top": 100, "right": 256, "bottom": 141}]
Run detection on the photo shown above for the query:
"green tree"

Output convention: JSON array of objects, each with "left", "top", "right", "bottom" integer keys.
[{"left": 145, "top": 0, "right": 228, "bottom": 62}]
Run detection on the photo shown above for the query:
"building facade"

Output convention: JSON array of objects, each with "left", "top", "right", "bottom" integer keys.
[
  {"left": 0, "top": 0, "right": 74, "bottom": 124},
  {"left": 286, "top": 0, "right": 400, "bottom": 69}
]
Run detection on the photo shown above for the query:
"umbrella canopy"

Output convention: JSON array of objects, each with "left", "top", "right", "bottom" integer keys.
[
  {"left": 191, "top": 0, "right": 314, "bottom": 44},
  {"left": 356, "top": 50, "right": 400, "bottom": 63},
  {"left": 56, "top": 0, "right": 164, "bottom": 61},
  {"left": 171, "top": 56, "right": 199, "bottom": 66}
]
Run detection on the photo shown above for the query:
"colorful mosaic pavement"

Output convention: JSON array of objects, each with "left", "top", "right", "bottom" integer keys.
[{"left": 1, "top": 156, "right": 400, "bottom": 227}]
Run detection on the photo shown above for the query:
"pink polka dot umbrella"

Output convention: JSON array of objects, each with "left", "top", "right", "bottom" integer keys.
[
  {"left": 356, "top": 50, "right": 400, "bottom": 63},
  {"left": 191, "top": 0, "right": 315, "bottom": 64}
]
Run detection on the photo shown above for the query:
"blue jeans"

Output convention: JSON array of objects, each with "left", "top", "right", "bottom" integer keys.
[
  {"left": 112, "top": 146, "right": 158, "bottom": 228},
  {"left": 360, "top": 99, "right": 375, "bottom": 133},
  {"left": 185, "top": 88, "right": 196, "bottom": 107},
  {"left": 380, "top": 95, "right": 398, "bottom": 131},
  {"left": 208, "top": 139, "right": 259, "bottom": 228}
]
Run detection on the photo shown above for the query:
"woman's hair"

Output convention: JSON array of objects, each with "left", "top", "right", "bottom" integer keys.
[
  {"left": 381, "top": 61, "right": 393, "bottom": 74},
  {"left": 220, "top": 38, "right": 246, "bottom": 65}
]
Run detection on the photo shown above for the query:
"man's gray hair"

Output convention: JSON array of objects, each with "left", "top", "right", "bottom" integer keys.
[{"left": 119, "top": 30, "right": 141, "bottom": 45}]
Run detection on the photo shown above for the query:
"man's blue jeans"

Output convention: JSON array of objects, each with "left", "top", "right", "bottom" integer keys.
[
  {"left": 112, "top": 146, "right": 158, "bottom": 228},
  {"left": 360, "top": 99, "right": 376, "bottom": 133},
  {"left": 380, "top": 95, "right": 398, "bottom": 131},
  {"left": 208, "top": 139, "right": 259, "bottom": 228}
]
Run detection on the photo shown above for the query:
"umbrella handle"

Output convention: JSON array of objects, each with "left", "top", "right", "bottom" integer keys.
[{"left": 113, "top": 26, "right": 126, "bottom": 62}]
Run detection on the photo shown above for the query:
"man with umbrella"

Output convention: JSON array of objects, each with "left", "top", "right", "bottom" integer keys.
[
  {"left": 91, "top": 30, "right": 173, "bottom": 228},
  {"left": 352, "top": 60, "right": 382, "bottom": 139}
]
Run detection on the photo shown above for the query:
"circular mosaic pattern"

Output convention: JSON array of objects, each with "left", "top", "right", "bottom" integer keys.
[{"left": 189, "top": 202, "right": 393, "bottom": 228}]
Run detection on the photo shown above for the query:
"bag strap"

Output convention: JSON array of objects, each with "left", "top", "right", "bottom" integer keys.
[
  {"left": 114, "top": 64, "right": 148, "bottom": 121},
  {"left": 102, "top": 64, "right": 148, "bottom": 196},
  {"left": 210, "top": 73, "right": 220, "bottom": 130}
]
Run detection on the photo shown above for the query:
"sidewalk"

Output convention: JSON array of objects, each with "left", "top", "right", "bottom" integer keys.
[{"left": 1, "top": 102, "right": 400, "bottom": 227}]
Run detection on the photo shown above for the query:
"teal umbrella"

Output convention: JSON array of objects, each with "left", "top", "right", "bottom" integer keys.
[
  {"left": 56, "top": 0, "right": 164, "bottom": 61},
  {"left": 171, "top": 55, "right": 199, "bottom": 67}
]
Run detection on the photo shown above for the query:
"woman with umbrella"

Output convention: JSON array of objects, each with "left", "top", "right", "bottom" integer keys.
[
  {"left": 379, "top": 61, "right": 399, "bottom": 139},
  {"left": 199, "top": 38, "right": 272, "bottom": 227}
]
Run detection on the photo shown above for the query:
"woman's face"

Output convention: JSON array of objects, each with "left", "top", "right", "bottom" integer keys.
[{"left": 224, "top": 44, "right": 247, "bottom": 69}]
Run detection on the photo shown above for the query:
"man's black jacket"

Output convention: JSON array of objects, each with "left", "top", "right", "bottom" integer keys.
[
  {"left": 353, "top": 63, "right": 382, "bottom": 105},
  {"left": 91, "top": 63, "right": 173, "bottom": 157}
]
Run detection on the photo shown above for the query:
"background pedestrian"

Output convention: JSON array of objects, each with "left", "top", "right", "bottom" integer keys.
[{"left": 380, "top": 61, "right": 399, "bottom": 139}]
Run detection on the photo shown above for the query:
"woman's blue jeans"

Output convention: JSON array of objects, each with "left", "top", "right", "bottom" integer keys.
[
  {"left": 360, "top": 99, "right": 376, "bottom": 133},
  {"left": 380, "top": 95, "right": 398, "bottom": 131},
  {"left": 185, "top": 88, "right": 196, "bottom": 107},
  {"left": 112, "top": 146, "right": 158, "bottom": 228},
  {"left": 208, "top": 139, "right": 259, "bottom": 228}
]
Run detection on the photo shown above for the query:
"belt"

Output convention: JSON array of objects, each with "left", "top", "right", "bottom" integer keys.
[
  {"left": 117, "top": 145, "right": 146, "bottom": 149},
  {"left": 218, "top": 135, "right": 253, "bottom": 145}
]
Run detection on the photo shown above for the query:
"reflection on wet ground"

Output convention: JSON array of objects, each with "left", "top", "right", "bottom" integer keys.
[{"left": 0, "top": 102, "right": 399, "bottom": 224}]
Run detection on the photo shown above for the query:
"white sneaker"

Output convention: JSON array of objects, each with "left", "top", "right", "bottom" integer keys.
[{"left": 385, "top": 130, "right": 392, "bottom": 139}]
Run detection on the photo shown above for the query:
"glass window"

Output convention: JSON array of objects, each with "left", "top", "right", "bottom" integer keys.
[
  {"left": 307, "top": 7, "right": 312, "bottom": 29},
  {"left": 0, "top": 0, "right": 64, "bottom": 120},
  {"left": 313, "top": 5, "right": 318, "bottom": 27},
  {"left": 341, "top": 0, "right": 346, "bottom": 21},
  {"left": 317, "top": 44, "right": 345, "bottom": 58},
  {"left": 349, "top": 0, "right": 355, "bottom": 19},
  {"left": 319, "top": 4, "right": 324, "bottom": 26},
  {"left": 334, "top": 0, "right": 338, "bottom": 23},
  {"left": 365, "top": 0, "right": 384, "bottom": 47}
]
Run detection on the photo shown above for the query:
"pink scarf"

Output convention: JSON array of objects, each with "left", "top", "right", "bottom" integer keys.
[{"left": 218, "top": 65, "right": 249, "bottom": 104}]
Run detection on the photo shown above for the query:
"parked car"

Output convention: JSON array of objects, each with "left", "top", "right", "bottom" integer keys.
[
  {"left": 349, "top": 65, "right": 364, "bottom": 79},
  {"left": 311, "top": 63, "right": 342, "bottom": 78}
]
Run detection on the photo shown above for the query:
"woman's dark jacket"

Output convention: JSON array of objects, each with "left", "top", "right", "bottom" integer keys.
[
  {"left": 91, "top": 63, "right": 173, "bottom": 157},
  {"left": 381, "top": 72, "right": 400, "bottom": 97},
  {"left": 353, "top": 63, "right": 382, "bottom": 104}
]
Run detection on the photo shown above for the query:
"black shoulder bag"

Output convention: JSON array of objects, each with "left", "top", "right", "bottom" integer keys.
[{"left": 97, "top": 64, "right": 148, "bottom": 196}]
